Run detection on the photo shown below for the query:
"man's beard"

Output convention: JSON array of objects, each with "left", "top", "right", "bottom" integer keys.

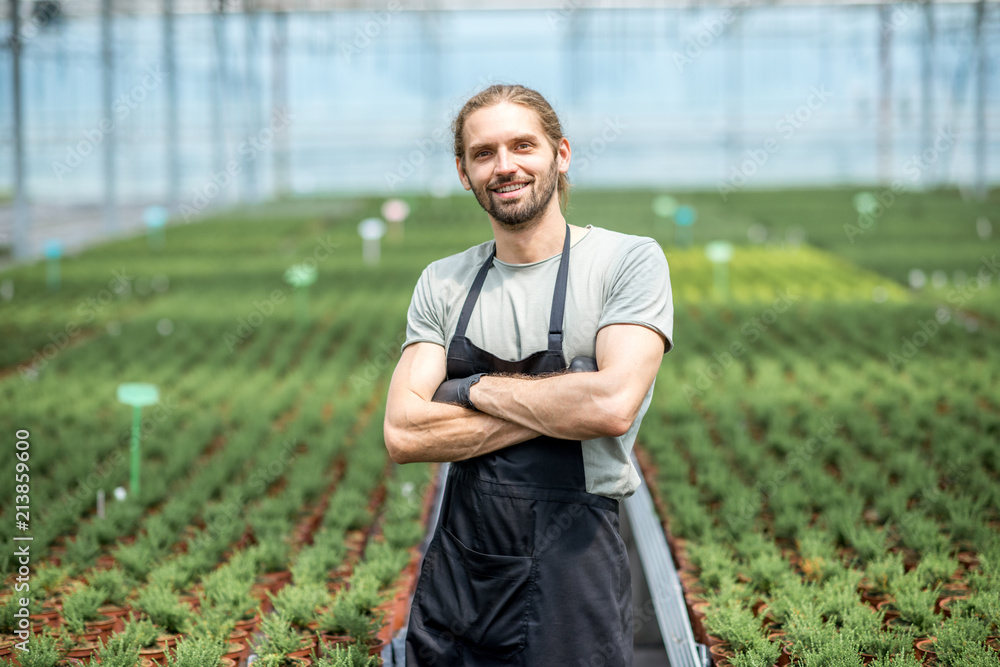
[{"left": 470, "top": 158, "right": 559, "bottom": 230}]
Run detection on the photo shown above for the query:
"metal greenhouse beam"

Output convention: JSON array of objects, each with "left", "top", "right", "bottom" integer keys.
[
  {"left": 10, "top": 0, "right": 30, "bottom": 259},
  {"left": 102, "top": 0, "right": 118, "bottom": 236},
  {"left": 921, "top": 0, "right": 935, "bottom": 188},
  {"left": 625, "top": 451, "right": 710, "bottom": 667},
  {"left": 877, "top": 3, "right": 892, "bottom": 185},
  {"left": 165, "top": 0, "right": 180, "bottom": 213},
  {"left": 972, "top": 0, "right": 986, "bottom": 200}
]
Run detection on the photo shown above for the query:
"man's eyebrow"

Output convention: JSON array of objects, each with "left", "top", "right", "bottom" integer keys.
[{"left": 468, "top": 135, "right": 539, "bottom": 155}]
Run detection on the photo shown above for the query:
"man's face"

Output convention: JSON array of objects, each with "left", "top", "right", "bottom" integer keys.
[{"left": 457, "top": 102, "right": 569, "bottom": 230}]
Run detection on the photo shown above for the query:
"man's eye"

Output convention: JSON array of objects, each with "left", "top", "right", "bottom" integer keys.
[
  {"left": 476, "top": 151, "right": 490, "bottom": 158},
  {"left": 517, "top": 143, "right": 531, "bottom": 150}
]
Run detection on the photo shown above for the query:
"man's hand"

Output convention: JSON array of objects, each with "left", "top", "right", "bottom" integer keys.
[
  {"left": 568, "top": 356, "right": 598, "bottom": 373},
  {"left": 432, "top": 374, "right": 486, "bottom": 410}
]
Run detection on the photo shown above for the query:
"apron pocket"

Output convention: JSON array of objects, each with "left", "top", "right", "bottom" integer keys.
[{"left": 416, "top": 526, "right": 536, "bottom": 659}]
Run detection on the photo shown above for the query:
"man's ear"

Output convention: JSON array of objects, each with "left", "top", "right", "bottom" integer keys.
[
  {"left": 456, "top": 157, "right": 472, "bottom": 191},
  {"left": 557, "top": 137, "right": 571, "bottom": 174}
]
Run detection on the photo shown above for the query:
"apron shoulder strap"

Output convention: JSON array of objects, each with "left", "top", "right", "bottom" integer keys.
[
  {"left": 454, "top": 243, "right": 497, "bottom": 340},
  {"left": 547, "top": 225, "right": 571, "bottom": 352}
]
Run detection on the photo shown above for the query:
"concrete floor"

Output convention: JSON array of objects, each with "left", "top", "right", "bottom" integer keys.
[{"left": 635, "top": 646, "right": 672, "bottom": 666}]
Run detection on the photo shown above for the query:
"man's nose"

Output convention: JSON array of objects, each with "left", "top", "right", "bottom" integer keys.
[{"left": 494, "top": 148, "right": 517, "bottom": 174}]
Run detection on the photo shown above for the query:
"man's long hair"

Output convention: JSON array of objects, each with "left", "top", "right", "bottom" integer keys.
[{"left": 452, "top": 84, "right": 571, "bottom": 211}]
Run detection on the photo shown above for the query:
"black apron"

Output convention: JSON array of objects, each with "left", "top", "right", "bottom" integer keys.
[{"left": 405, "top": 226, "right": 633, "bottom": 667}]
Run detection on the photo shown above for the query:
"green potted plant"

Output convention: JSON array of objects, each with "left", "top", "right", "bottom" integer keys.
[
  {"left": 198, "top": 568, "right": 260, "bottom": 631},
  {"left": 867, "top": 652, "right": 923, "bottom": 667},
  {"left": 60, "top": 584, "right": 110, "bottom": 639},
  {"left": 134, "top": 583, "right": 194, "bottom": 638},
  {"left": 314, "top": 642, "right": 379, "bottom": 667},
  {"left": 703, "top": 598, "right": 764, "bottom": 661},
  {"left": 932, "top": 614, "right": 990, "bottom": 666},
  {"left": 63, "top": 532, "right": 102, "bottom": 572},
  {"left": 795, "top": 528, "right": 840, "bottom": 583},
  {"left": 782, "top": 603, "right": 833, "bottom": 659},
  {"left": 889, "top": 572, "right": 942, "bottom": 636},
  {"left": 915, "top": 551, "right": 961, "bottom": 589},
  {"left": 86, "top": 566, "right": 133, "bottom": 619},
  {"left": 165, "top": 633, "right": 227, "bottom": 667},
  {"left": 53, "top": 625, "right": 101, "bottom": 662},
  {"left": 116, "top": 615, "right": 165, "bottom": 663},
  {"left": 252, "top": 537, "right": 293, "bottom": 586},
  {"left": 268, "top": 582, "right": 331, "bottom": 630},
  {"left": 187, "top": 606, "right": 246, "bottom": 663},
  {"left": 11, "top": 629, "right": 61, "bottom": 667},
  {"left": 380, "top": 519, "right": 424, "bottom": 551},
  {"left": 796, "top": 627, "right": 863, "bottom": 667},
  {"left": 93, "top": 627, "right": 141, "bottom": 667},
  {"left": 251, "top": 611, "right": 313, "bottom": 666},
  {"left": 291, "top": 548, "right": 334, "bottom": 588},
  {"left": 355, "top": 542, "right": 409, "bottom": 590},
  {"left": 863, "top": 552, "right": 904, "bottom": 603}
]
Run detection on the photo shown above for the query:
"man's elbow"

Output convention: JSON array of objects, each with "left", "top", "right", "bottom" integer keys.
[
  {"left": 601, "top": 413, "right": 634, "bottom": 439},
  {"left": 592, "top": 395, "right": 638, "bottom": 438},
  {"left": 383, "top": 420, "right": 415, "bottom": 464}
]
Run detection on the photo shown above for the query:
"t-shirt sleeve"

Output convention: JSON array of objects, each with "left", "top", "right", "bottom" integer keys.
[
  {"left": 402, "top": 265, "right": 446, "bottom": 352},
  {"left": 598, "top": 239, "right": 674, "bottom": 353}
]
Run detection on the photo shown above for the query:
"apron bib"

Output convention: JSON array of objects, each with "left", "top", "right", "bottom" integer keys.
[{"left": 405, "top": 226, "right": 633, "bottom": 666}]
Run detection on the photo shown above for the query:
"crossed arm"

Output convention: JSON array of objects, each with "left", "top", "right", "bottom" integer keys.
[{"left": 383, "top": 323, "right": 665, "bottom": 464}]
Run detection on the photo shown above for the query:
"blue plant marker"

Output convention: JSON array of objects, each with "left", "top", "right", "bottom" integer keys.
[
  {"left": 144, "top": 206, "right": 169, "bottom": 251},
  {"left": 674, "top": 206, "right": 697, "bottom": 248},
  {"left": 705, "top": 241, "right": 734, "bottom": 300},
  {"left": 116, "top": 382, "right": 160, "bottom": 497},
  {"left": 45, "top": 239, "right": 62, "bottom": 291},
  {"left": 284, "top": 263, "right": 318, "bottom": 325}
]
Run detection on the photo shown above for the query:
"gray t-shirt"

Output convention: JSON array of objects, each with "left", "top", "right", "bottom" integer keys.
[{"left": 402, "top": 225, "right": 674, "bottom": 500}]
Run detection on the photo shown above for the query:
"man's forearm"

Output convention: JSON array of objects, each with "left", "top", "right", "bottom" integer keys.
[
  {"left": 469, "top": 372, "right": 635, "bottom": 441},
  {"left": 384, "top": 400, "right": 540, "bottom": 464}
]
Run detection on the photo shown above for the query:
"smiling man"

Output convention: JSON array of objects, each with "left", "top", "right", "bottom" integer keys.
[{"left": 384, "top": 84, "right": 674, "bottom": 667}]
